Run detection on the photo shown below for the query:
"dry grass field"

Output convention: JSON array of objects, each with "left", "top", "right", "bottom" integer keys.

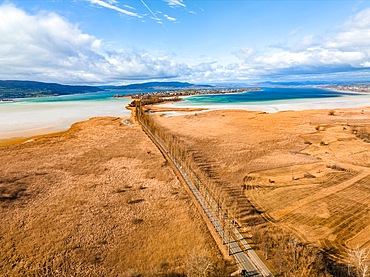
[
  {"left": 0, "top": 117, "right": 227, "bottom": 276},
  {"left": 152, "top": 106, "right": 370, "bottom": 265}
]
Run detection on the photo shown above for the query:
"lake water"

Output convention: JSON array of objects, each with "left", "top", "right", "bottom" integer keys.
[
  {"left": 164, "top": 87, "right": 370, "bottom": 113},
  {"left": 1, "top": 87, "right": 369, "bottom": 139},
  {"left": 0, "top": 91, "right": 131, "bottom": 139}
]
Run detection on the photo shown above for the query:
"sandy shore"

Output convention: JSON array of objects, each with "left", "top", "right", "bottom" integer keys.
[
  {"left": 0, "top": 98, "right": 131, "bottom": 140},
  {"left": 0, "top": 126, "right": 65, "bottom": 141}
]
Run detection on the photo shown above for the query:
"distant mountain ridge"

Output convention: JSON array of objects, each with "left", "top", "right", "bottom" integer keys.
[
  {"left": 257, "top": 80, "right": 370, "bottom": 86},
  {"left": 0, "top": 80, "right": 101, "bottom": 99},
  {"left": 0, "top": 80, "right": 213, "bottom": 99},
  {"left": 103, "top": 81, "right": 212, "bottom": 90}
]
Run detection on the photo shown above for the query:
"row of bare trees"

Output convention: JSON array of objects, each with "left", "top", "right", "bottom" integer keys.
[
  {"left": 136, "top": 103, "right": 370, "bottom": 277},
  {"left": 136, "top": 103, "right": 245, "bottom": 256},
  {"left": 136, "top": 103, "right": 241, "bottom": 226}
]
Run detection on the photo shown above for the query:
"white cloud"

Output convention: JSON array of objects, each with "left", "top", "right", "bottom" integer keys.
[
  {"left": 2, "top": 3, "right": 370, "bottom": 85},
  {"left": 0, "top": 4, "right": 187, "bottom": 84},
  {"left": 88, "top": 0, "right": 142, "bottom": 18},
  {"left": 289, "top": 27, "right": 302, "bottom": 37},
  {"left": 164, "top": 14, "right": 177, "bottom": 22},
  {"left": 233, "top": 47, "right": 256, "bottom": 60},
  {"left": 231, "top": 8, "right": 370, "bottom": 80},
  {"left": 185, "top": 8, "right": 370, "bottom": 83},
  {"left": 164, "top": 0, "right": 186, "bottom": 8},
  {"left": 123, "top": 5, "right": 136, "bottom": 11},
  {"left": 183, "top": 9, "right": 370, "bottom": 82},
  {"left": 343, "top": 8, "right": 370, "bottom": 29},
  {"left": 325, "top": 17, "right": 370, "bottom": 50},
  {"left": 361, "top": 61, "right": 370, "bottom": 67}
]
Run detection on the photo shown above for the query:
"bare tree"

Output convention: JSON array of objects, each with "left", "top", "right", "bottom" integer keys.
[
  {"left": 185, "top": 252, "right": 214, "bottom": 277},
  {"left": 348, "top": 245, "right": 370, "bottom": 277}
]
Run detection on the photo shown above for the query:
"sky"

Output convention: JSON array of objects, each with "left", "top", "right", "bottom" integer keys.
[{"left": 1, "top": 0, "right": 370, "bottom": 85}]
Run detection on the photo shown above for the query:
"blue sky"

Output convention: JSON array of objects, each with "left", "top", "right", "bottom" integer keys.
[{"left": 1, "top": 0, "right": 370, "bottom": 84}]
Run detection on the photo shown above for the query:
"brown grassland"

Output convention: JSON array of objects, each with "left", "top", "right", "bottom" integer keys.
[
  {"left": 0, "top": 117, "right": 229, "bottom": 276},
  {"left": 150, "top": 106, "right": 370, "bottom": 274},
  {"left": 2, "top": 104, "right": 370, "bottom": 276}
]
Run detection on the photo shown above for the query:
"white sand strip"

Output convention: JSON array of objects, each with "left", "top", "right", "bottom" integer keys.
[
  {"left": 161, "top": 94, "right": 370, "bottom": 113},
  {"left": 0, "top": 99, "right": 131, "bottom": 139}
]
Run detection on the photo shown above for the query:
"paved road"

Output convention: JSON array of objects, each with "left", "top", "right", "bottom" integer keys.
[{"left": 137, "top": 115, "right": 273, "bottom": 277}]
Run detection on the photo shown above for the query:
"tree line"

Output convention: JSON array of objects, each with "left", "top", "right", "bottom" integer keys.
[{"left": 135, "top": 102, "right": 369, "bottom": 277}]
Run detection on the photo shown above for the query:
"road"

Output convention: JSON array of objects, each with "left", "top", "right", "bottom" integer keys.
[{"left": 137, "top": 113, "right": 273, "bottom": 277}]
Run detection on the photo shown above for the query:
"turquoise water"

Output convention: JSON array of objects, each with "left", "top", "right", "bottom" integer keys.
[
  {"left": 183, "top": 87, "right": 356, "bottom": 104},
  {"left": 12, "top": 90, "right": 131, "bottom": 103},
  {"left": 164, "top": 86, "right": 370, "bottom": 113},
  {"left": 0, "top": 90, "right": 132, "bottom": 138},
  {"left": 1, "top": 86, "right": 369, "bottom": 139}
]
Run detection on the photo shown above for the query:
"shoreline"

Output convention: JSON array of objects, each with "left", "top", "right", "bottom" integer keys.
[
  {"left": 2, "top": 103, "right": 370, "bottom": 146},
  {"left": 160, "top": 93, "right": 370, "bottom": 113},
  {"left": 0, "top": 97, "right": 131, "bottom": 141},
  {"left": 0, "top": 115, "right": 131, "bottom": 146},
  {"left": 2, "top": 86, "right": 369, "bottom": 142},
  {"left": 0, "top": 129, "right": 70, "bottom": 147}
]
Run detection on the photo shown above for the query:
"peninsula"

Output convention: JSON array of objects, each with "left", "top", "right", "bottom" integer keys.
[
  {"left": 322, "top": 83, "right": 370, "bottom": 93},
  {"left": 127, "top": 87, "right": 260, "bottom": 106}
]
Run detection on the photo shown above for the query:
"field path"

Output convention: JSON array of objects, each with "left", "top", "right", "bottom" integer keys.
[{"left": 271, "top": 169, "right": 370, "bottom": 220}]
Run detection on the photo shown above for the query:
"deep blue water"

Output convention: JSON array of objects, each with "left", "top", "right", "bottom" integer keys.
[
  {"left": 183, "top": 87, "right": 357, "bottom": 104},
  {"left": 6, "top": 86, "right": 359, "bottom": 105}
]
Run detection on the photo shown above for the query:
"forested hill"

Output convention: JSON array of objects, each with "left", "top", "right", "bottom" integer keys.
[
  {"left": 103, "top": 81, "right": 212, "bottom": 90},
  {"left": 0, "top": 80, "right": 102, "bottom": 99}
]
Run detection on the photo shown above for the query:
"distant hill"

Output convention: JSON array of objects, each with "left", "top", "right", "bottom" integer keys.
[
  {"left": 0, "top": 80, "right": 102, "bottom": 99},
  {"left": 0, "top": 80, "right": 214, "bottom": 99},
  {"left": 102, "top": 81, "right": 212, "bottom": 90},
  {"left": 257, "top": 80, "right": 370, "bottom": 86}
]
